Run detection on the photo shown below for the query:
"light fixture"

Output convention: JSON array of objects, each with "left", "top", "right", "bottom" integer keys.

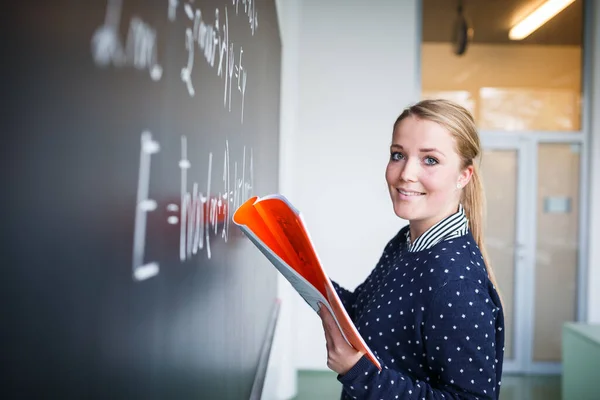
[
  {"left": 509, "top": 0, "right": 576, "bottom": 40},
  {"left": 452, "top": 0, "right": 474, "bottom": 56}
]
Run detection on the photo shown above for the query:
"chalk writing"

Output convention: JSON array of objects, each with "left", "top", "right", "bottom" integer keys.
[
  {"left": 177, "top": 135, "right": 253, "bottom": 262},
  {"left": 176, "top": 2, "right": 248, "bottom": 122},
  {"left": 232, "top": 0, "right": 258, "bottom": 35},
  {"left": 91, "top": 0, "right": 163, "bottom": 81},
  {"left": 181, "top": 25, "right": 196, "bottom": 96},
  {"left": 132, "top": 131, "right": 161, "bottom": 281},
  {"left": 170, "top": 0, "right": 257, "bottom": 35},
  {"left": 91, "top": 0, "right": 251, "bottom": 122},
  {"left": 132, "top": 131, "right": 254, "bottom": 281},
  {"left": 168, "top": 0, "right": 179, "bottom": 22}
]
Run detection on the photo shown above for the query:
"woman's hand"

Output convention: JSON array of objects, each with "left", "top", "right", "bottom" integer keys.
[{"left": 318, "top": 303, "right": 364, "bottom": 375}]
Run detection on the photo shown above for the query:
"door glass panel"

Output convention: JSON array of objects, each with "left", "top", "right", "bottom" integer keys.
[
  {"left": 421, "top": 0, "right": 584, "bottom": 132},
  {"left": 479, "top": 88, "right": 580, "bottom": 131},
  {"left": 533, "top": 144, "right": 580, "bottom": 362},
  {"left": 480, "top": 149, "right": 518, "bottom": 360}
]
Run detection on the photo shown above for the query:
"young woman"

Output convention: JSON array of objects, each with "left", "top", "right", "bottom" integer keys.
[{"left": 319, "top": 99, "right": 505, "bottom": 399}]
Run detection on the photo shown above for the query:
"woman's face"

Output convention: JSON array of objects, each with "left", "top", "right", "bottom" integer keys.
[{"left": 385, "top": 115, "right": 472, "bottom": 234}]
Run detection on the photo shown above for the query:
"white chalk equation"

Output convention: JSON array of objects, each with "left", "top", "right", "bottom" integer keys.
[
  {"left": 233, "top": 0, "right": 259, "bottom": 36},
  {"left": 91, "top": 0, "right": 163, "bottom": 81},
  {"left": 132, "top": 131, "right": 254, "bottom": 282},
  {"left": 91, "top": 0, "right": 254, "bottom": 123},
  {"left": 174, "top": 2, "right": 248, "bottom": 123},
  {"left": 169, "top": 0, "right": 258, "bottom": 35}
]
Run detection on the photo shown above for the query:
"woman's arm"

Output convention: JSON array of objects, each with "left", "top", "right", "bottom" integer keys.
[{"left": 330, "top": 280, "right": 362, "bottom": 319}]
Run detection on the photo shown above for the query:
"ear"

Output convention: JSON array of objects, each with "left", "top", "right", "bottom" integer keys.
[{"left": 458, "top": 164, "right": 474, "bottom": 188}]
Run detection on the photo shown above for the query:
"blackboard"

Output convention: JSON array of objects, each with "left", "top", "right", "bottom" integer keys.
[{"left": 2, "top": 0, "right": 281, "bottom": 398}]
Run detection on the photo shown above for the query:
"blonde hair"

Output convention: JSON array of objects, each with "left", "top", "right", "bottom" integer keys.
[{"left": 393, "top": 99, "right": 501, "bottom": 296}]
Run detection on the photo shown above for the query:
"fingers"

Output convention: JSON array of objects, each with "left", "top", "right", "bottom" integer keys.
[
  {"left": 319, "top": 303, "right": 345, "bottom": 351},
  {"left": 320, "top": 303, "right": 346, "bottom": 344},
  {"left": 319, "top": 303, "right": 335, "bottom": 329},
  {"left": 319, "top": 304, "right": 333, "bottom": 342},
  {"left": 319, "top": 304, "right": 334, "bottom": 346},
  {"left": 323, "top": 327, "right": 334, "bottom": 352}
]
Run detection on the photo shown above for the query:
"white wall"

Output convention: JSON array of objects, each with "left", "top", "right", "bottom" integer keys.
[
  {"left": 587, "top": 0, "right": 600, "bottom": 324},
  {"left": 260, "top": 1, "right": 300, "bottom": 399},
  {"left": 289, "top": 0, "right": 420, "bottom": 370}
]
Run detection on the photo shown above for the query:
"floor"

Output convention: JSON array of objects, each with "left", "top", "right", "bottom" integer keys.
[{"left": 293, "top": 370, "right": 561, "bottom": 400}]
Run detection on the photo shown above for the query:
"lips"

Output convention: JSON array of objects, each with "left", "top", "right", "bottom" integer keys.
[{"left": 397, "top": 188, "right": 425, "bottom": 196}]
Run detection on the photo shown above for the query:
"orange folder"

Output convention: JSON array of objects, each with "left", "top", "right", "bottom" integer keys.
[{"left": 233, "top": 194, "right": 381, "bottom": 371}]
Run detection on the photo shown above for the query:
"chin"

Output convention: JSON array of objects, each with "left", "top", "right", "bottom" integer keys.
[{"left": 392, "top": 202, "right": 418, "bottom": 221}]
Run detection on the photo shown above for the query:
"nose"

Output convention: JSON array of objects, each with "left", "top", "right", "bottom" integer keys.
[{"left": 400, "top": 157, "right": 419, "bottom": 183}]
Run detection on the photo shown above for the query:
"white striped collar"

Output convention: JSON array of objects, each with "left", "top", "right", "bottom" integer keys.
[{"left": 405, "top": 204, "right": 469, "bottom": 252}]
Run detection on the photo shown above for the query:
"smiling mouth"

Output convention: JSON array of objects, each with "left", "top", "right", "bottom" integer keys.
[{"left": 397, "top": 189, "right": 425, "bottom": 196}]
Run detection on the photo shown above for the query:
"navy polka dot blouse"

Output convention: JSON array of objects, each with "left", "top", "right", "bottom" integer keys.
[{"left": 332, "top": 205, "right": 505, "bottom": 399}]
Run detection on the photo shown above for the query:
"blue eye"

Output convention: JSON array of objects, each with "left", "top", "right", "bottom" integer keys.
[
  {"left": 390, "top": 152, "right": 404, "bottom": 161},
  {"left": 424, "top": 156, "right": 438, "bottom": 166}
]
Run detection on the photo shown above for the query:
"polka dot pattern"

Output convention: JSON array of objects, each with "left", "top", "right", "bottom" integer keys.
[{"left": 332, "top": 219, "right": 505, "bottom": 400}]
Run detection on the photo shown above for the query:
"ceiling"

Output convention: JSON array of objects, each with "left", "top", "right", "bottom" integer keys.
[{"left": 422, "top": 0, "right": 583, "bottom": 45}]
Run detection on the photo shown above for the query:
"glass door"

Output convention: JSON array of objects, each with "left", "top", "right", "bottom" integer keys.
[
  {"left": 531, "top": 142, "right": 581, "bottom": 371},
  {"left": 479, "top": 139, "right": 529, "bottom": 373},
  {"left": 480, "top": 137, "right": 583, "bottom": 374}
]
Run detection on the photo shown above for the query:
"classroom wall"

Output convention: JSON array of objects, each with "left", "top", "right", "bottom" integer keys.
[
  {"left": 287, "top": 0, "right": 420, "bottom": 371},
  {"left": 260, "top": 0, "right": 301, "bottom": 398}
]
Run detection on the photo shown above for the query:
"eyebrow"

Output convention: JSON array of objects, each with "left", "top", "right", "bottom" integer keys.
[{"left": 390, "top": 144, "right": 445, "bottom": 156}]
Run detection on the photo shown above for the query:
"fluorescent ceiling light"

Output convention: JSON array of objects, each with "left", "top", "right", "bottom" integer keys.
[{"left": 509, "top": 0, "right": 576, "bottom": 40}]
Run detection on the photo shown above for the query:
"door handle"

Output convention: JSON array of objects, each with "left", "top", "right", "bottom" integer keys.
[{"left": 515, "top": 243, "right": 527, "bottom": 261}]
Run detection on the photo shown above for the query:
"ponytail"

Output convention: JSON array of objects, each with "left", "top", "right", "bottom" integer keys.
[{"left": 462, "top": 162, "right": 503, "bottom": 304}]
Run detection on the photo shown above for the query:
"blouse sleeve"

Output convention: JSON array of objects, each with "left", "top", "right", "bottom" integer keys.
[
  {"left": 337, "top": 279, "right": 503, "bottom": 400},
  {"left": 331, "top": 280, "right": 363, "bottom": 320}
]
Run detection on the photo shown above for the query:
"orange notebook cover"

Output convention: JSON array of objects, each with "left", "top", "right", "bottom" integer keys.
[{"left": 232, "top": 194, "right": 381, "bottom": 371}]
